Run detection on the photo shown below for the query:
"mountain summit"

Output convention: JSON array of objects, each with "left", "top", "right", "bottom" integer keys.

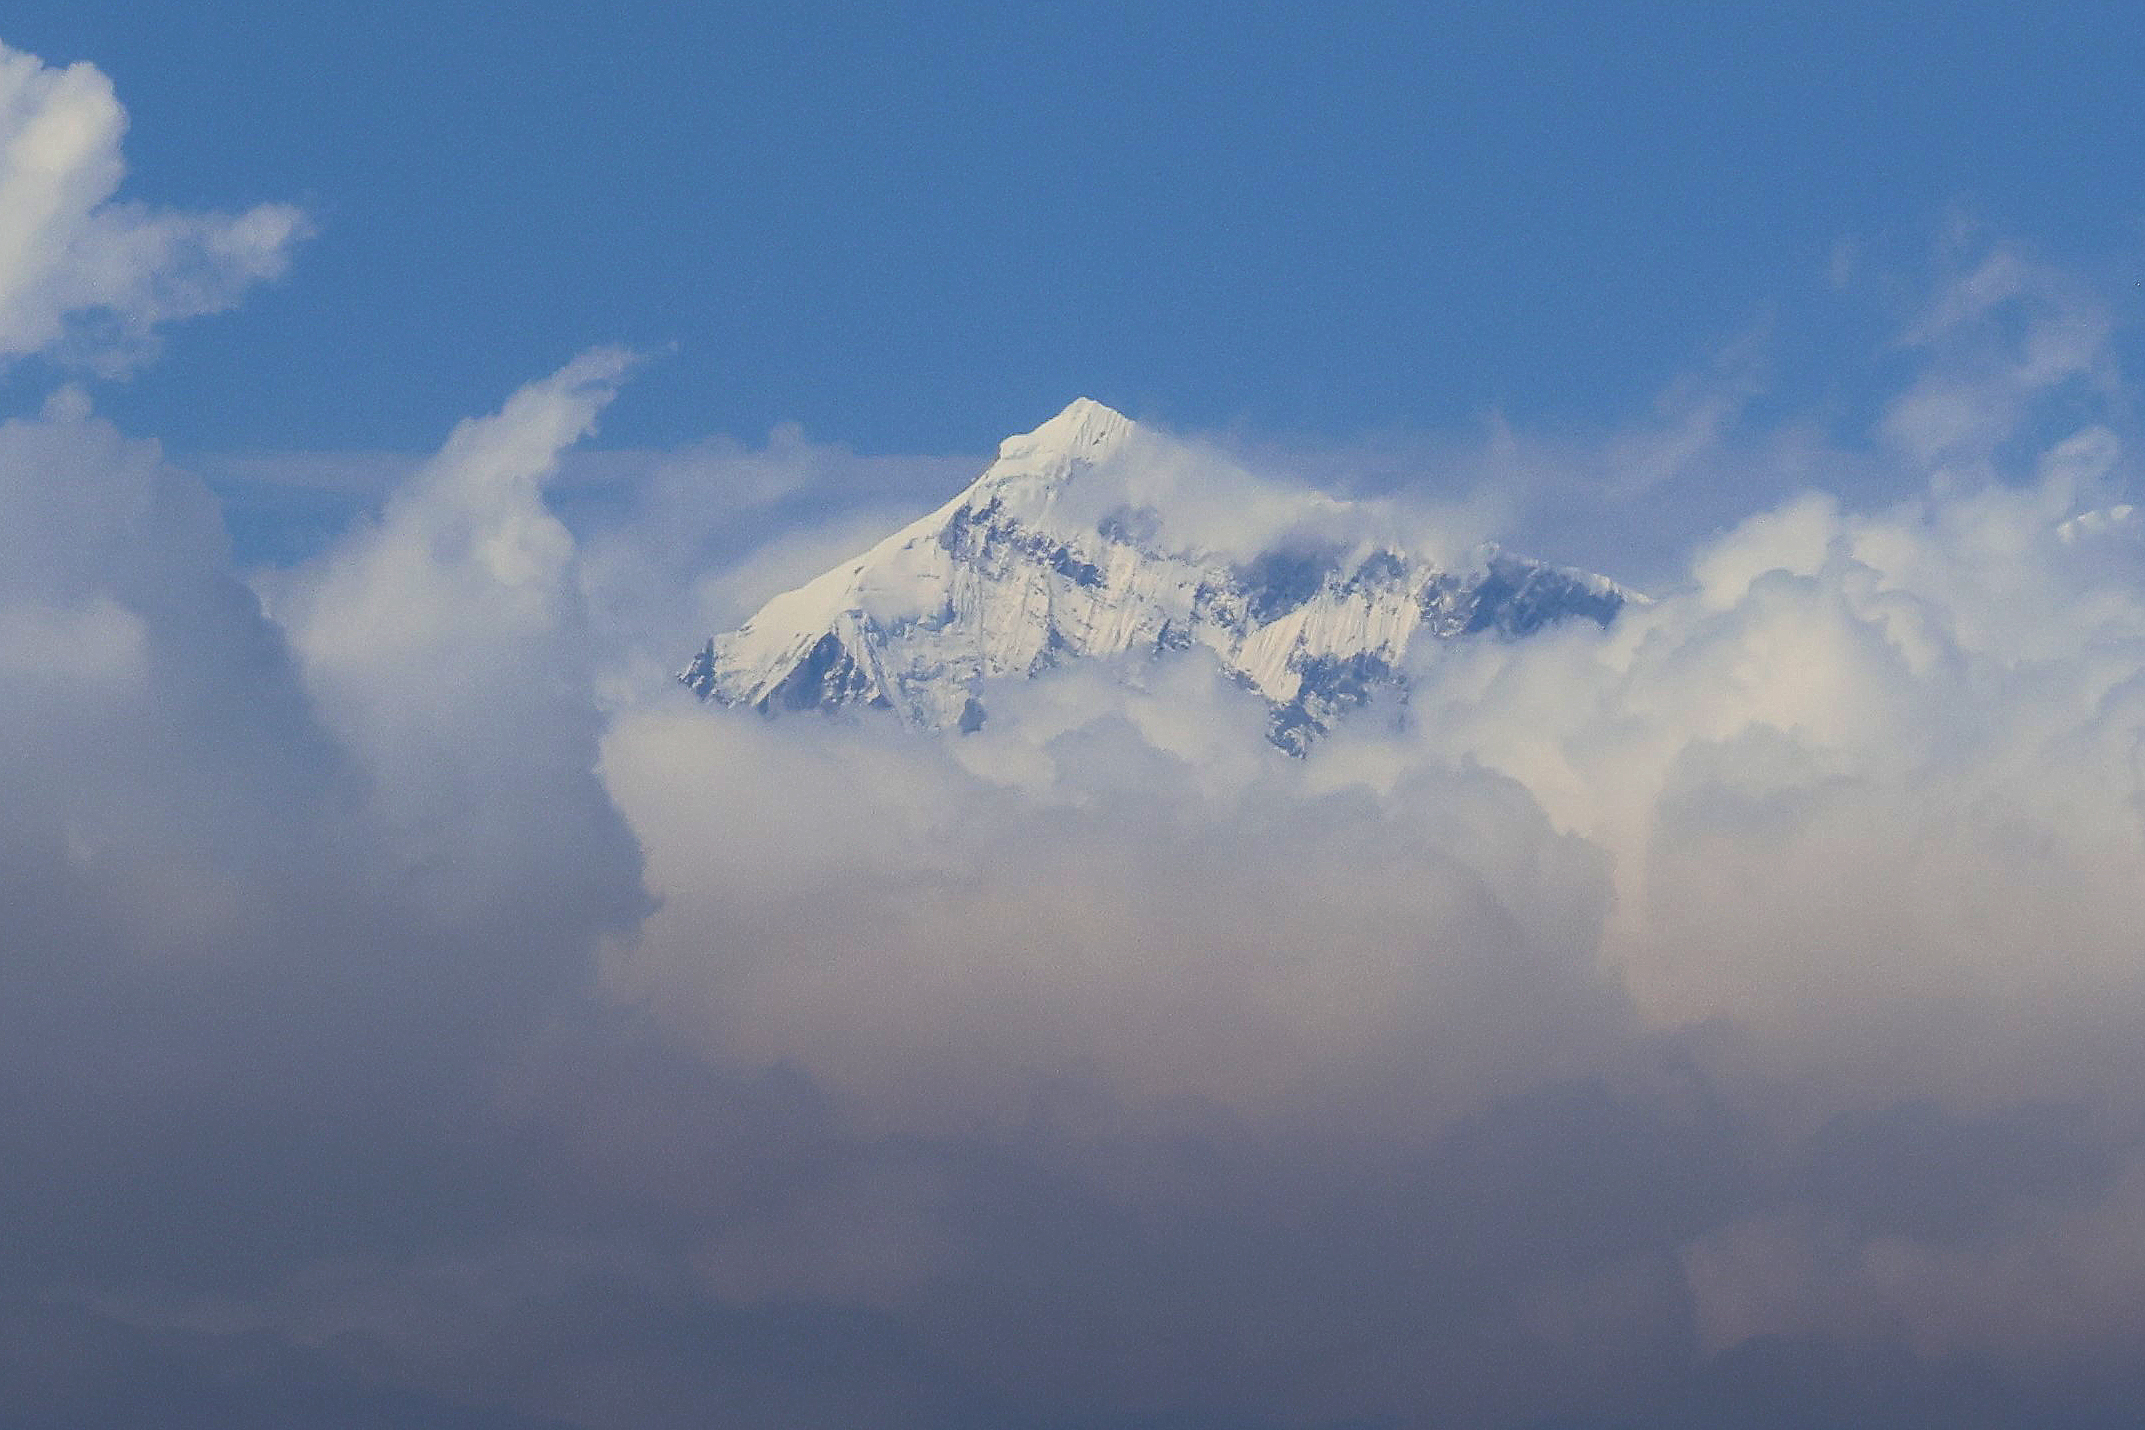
[{"left": 683, "top": 400, "right": 1628, "bottom": 751}]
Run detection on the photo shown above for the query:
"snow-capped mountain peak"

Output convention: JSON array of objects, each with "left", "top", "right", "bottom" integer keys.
[
  {"left": 683, "top": 400, "right": 1628, "bottom": 750},
  {"left": 996, "top": 395, "right": 1133, "bottom": 465}
]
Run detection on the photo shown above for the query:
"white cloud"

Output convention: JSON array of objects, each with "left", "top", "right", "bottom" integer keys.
[
  {"left": 597, "top": 423, "right": 2145, "bottom": 1142},
  {"left": 265, "top": 350, "right": 648, "bottom": 941},
  {"left": 568, "top": 244, "right": 2145, "bottom": 1405},
  {"left": 0, "top": 39, "right": 305, "bottom": 371},
  {"left": 0, "top": 594, "right": 146, "bottom": 687}
]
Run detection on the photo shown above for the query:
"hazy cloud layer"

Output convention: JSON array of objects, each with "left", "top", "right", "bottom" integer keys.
[{"left": 13, "top": 33, "right": 2145, "bottom": 1430}]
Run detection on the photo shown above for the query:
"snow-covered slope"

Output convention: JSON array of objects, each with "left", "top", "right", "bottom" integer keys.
[{"left": 683, "top": 399, "right": 1629, "bottom": 751}]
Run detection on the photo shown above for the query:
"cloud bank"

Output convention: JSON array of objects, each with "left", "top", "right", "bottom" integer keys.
[
  {"left": 11, "top": 33, "right": 2145, "bottom": 1430},
  {"left": 584, "top": 256, "right": 2145, "bottom": 1421}
]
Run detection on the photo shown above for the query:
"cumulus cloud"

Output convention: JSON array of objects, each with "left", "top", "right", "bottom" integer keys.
[
  {"left": 0, "top": 39, "right": 305, "bottom": 371},
  {"left": 1388, "top": 456, "right": 2145, "bottom": 1119},
  {"left": 564, "top": 242, "right": 2145, "bottom": 1425},
  {"left": 601, "top": 688, "right": 1628, "bottom": 1144}
]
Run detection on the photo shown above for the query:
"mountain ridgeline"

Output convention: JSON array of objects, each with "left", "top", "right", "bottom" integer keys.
[{"left": 682, "top": 399, "right": 1630, "bottom": 752}]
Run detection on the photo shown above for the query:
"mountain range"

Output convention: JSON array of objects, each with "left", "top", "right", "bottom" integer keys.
[{"left": 682, "top": 399, "right": 1630, "bottom": 752}]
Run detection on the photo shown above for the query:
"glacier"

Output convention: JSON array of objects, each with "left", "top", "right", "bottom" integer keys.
[{"left": 682, "top": 399, "right": 1631, "bottom": 752}]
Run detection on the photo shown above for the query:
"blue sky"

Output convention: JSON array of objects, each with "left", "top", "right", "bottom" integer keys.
[{"left": 8, "top": 1, "right": 2143, "bottom": 458}]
